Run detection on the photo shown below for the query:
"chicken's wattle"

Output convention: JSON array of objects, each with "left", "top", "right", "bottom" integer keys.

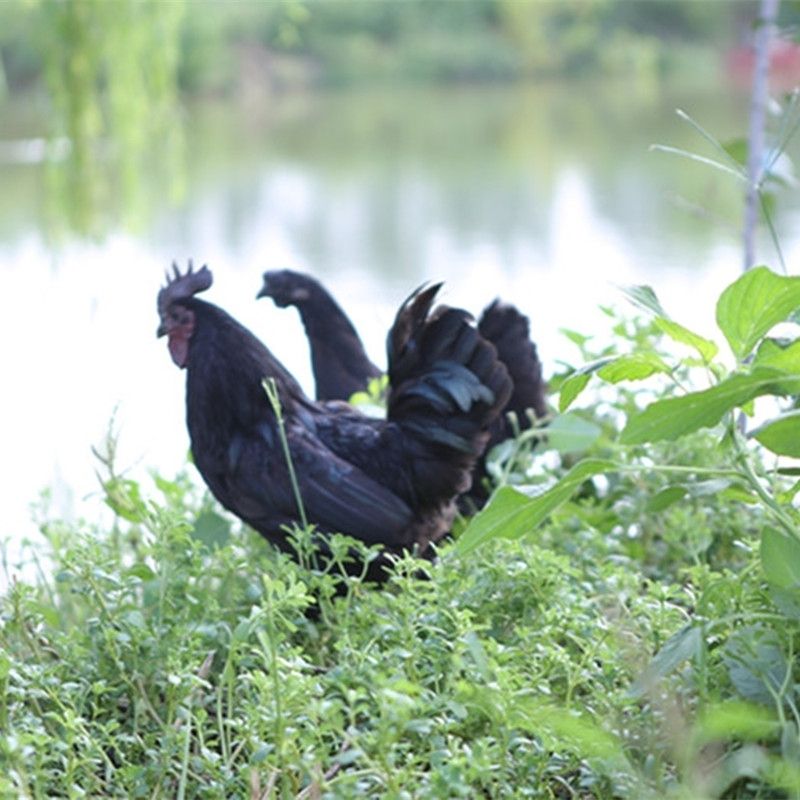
[{"left": 168, "top": 329, "right": 191, "bottom": 368}]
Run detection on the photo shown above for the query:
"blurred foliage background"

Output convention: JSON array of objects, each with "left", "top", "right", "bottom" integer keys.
[
  {"left": 0, "top": 0, "right": 798, "bottom": 238},
  {"left": 0, "top": 1, "right": 776, "bottom": 98}
]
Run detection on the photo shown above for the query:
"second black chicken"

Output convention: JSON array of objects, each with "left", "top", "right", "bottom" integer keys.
[{"left": 258, "top": 269, "right": 548, "bottom": 508}]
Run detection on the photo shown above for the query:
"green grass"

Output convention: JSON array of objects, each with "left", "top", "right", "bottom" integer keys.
[{"left": 0, "top": 438, "right": 794, "bottom": 798}]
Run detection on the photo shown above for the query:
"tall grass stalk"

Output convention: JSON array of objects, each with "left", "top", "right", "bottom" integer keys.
[{"left": 263, "top": 377, "right": 308, "bottom": 528}]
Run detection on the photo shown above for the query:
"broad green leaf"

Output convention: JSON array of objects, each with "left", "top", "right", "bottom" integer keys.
[
  {"left": 653, "top": 317, "right": 718, "bottom": 363},
  {"left": 546, "top": 413, "right": 602, "bottom": 454},
  {"left": 695, "top": 701, "right": 778, "bottom": 745},
  {"left": 761, "top": 527, "right": 800, "bottom": 589},
  {"left": 597, "top": 353, "right": 671, "bottom": 383},
  {"left": 558, "top": 357, "right": 616, "bottom": 412},
  {"left": 456, "top": 459, "right": 615, "bottom": 556},
  {"left": 716, "top": 266, "right": 800, "bottom": 361},
  {"left": 621, "top": 368, "right": 800, "bottom": 445},
  {"left": 754, "top": 338, "right": 800, "bottom": 373},
  {"left": 629, "top": 624, "right": 703, "bottom": 697},
  {"left": 752, "top": 411, "right": 800, "bottom": 457},
  {"left": 645, "top": 485, "right": 687, "bottom": 512},
  {"left": 723, "top": 625, "right": 788, "bottom": 705}
]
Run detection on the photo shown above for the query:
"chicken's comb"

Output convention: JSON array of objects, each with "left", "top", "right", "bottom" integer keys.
[{"left": 157, "top": 260, "right": 213, "bottom": 317}]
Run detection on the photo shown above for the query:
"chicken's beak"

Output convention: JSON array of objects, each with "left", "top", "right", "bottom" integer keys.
[
  {"left": 256, "top": 283, "right": 269, "bottom": 300},
  {"left": 157, "top": 322, "right": 167, "bottom": 337}
]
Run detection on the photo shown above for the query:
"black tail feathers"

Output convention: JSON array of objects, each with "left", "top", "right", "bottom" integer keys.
[
  {"left": 387, "top": 284, "right": 512, "bottom": 463},
  {"left": 479, "top": 300, "right": 548, "bottom": 428}
]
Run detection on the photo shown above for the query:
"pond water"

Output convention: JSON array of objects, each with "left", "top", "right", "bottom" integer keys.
[{"left": 2, "top": 73, "right": 799, "bottom": 565}]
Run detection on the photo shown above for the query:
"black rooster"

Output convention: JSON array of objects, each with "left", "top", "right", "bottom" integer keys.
[
  {"left": 158, "top": 262, "right": 512, "bottom": 581},
  {"left": 258, "top": 269, "right": 547, "bottom": 507}
]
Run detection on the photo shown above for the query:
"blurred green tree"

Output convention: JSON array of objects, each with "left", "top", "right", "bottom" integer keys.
[{"left": 1, "top": 0, "right": 185, "bottom": 237}]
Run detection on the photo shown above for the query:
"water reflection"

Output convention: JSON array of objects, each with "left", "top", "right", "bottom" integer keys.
[{"left": 2, "top": 79, "right": 799, "bottom": 560}]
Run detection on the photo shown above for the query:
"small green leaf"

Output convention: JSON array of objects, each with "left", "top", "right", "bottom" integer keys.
[
  {"left": 621, "top": 368, "right": 800, "bottom": 444},
  {"left": 720, "top": 485, "right": 758, "bottom": 505},
  {"left": 620, "top": 284, "right": 667, "bottom": 317},
  {"left": 558, "top": 357, "right": 616, "bottom": 411},
  {"left": 630, "top": 625, "right": 703, "bottom": 697},
  {"left": 31, "top": 601, "right": 60, "bottom": 628},
  {"left": 232, "top": 618, "right": 251, "bottom": 645},
  {"left": 722, "top": 136, "right": 748, "bottom": 167},
  {"left": 192, "top": 509, "right": 231, "bottom": 549},
  {"left": 462, "top": 631, "right": 492, "bottom": 681},
  {"left": 761, "top": 527, "right": 800, "bottom": 589},
  {"left": 620, "top": 283, "right": 718, "bottom": 361},
  {"left": 597, "top": 353, "right": 671, "bottom": 383},
  {"left": 752, "top": 411, "right": 800, "bottom": 457},
  {"left": 653, "top": 317, "right": 718, "bottom": 363},
  {"left": 125, "top": 563, "right": 156, "bottom": 581},
  {"left": 546, "top": 413, "right": 602, "bottom": 454},
  {"left": 716, "top": 266, "right": 800, "bottom": 361},
  {"left": 645, "top": 486, "right": 687, "bottom": 512},
  {"left": 124, "top": 610, "right": 146, "bottom": 630},
  {"left": 560, "top": 328, "right": 593, "bottom": 347},
  {"left": 558, "top": 373, "right": 590, "bottom": 412},
  {"left": 456, "top": 459, "right": 615, "bottom": 556}
]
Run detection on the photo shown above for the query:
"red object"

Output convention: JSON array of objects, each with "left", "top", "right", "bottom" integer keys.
[{"left": 726, "top": 39, "right": 800, "bottom": 90}]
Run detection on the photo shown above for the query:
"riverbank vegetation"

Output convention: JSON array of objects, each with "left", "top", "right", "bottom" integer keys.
[
  {"left": 3, "top": 266, "right": 800, "bottom": 798},
  {"left": 0, "top": 1, "right": 764, "bottom": 98}
]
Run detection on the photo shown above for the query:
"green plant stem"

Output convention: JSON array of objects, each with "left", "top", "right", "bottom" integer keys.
[
  {"left": 730, "top": 422, "right": 799, "bottom": 540},
  {"left": 263, "top": 378, "right": 308, "bottom": 528},
  {"left": 759, "top": 190, "right": 787, "bottom": 273},
  {"left": 177, "top": 711, "right": 192, "bottom": 800},
  {"left": 625, "top": 464, "right": 742, "bottom": 479}
]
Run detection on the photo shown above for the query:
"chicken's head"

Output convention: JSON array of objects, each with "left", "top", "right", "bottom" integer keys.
[
  {"left": 157, "top": 260, "right": 212, "bottom": 368},
  {"left": 256, "top": 269, "right": 313, "bottom": 307}
]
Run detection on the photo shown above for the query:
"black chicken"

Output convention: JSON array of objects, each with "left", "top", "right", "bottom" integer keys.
[
  {"left": 158, "top": 262, "right": 512, "bottom": 581},
  {"left": 258, "top": 269, "right": 547, "bottom": 507},
  {"left": 256, "top": 270, "right": 382, "bottom": 402}
]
